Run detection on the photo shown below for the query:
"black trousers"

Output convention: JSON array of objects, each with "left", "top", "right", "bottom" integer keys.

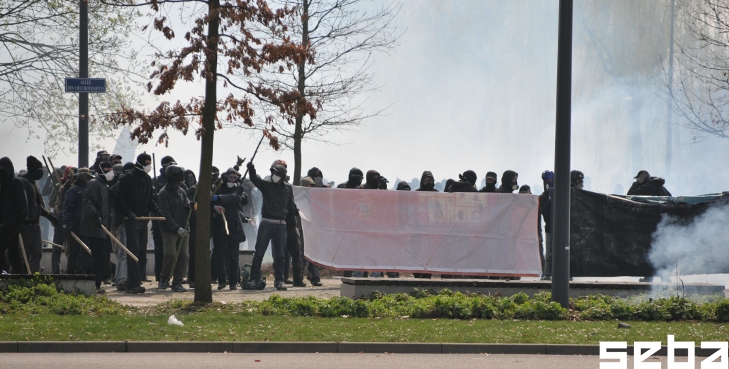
[
  {"left": 282, "top": 225, "right": 303, "bottom": 283},
  {"left": 212, "top": 228, "right": 239, "bottom": 286},
  {"left": 88, "top": 236, "right": 107, "bottom": 288},
  {"left": 1, "top": 229, "right": 22, "bottom": 273},
  {"left": 66, "top": 230, "right": 82, "bottom": 274},
  {"left": 188, "top": 220, "right": 196, "bottom": 283},
  {"left": 152, "top": 221, "right": 163, "bottom": 281},
  {"left": 20, "top": 222, "right": 43, "bottom": 273},
  {"left": 124, "top": 219, "right": 149, "bottom": 289}
]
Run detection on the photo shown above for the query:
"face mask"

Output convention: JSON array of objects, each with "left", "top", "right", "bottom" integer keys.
[
  {"left": 314, "top": 176, "right": 323, "bottom": 186},
  {"left": 104, "top": 170, "right": 114, "bottom": 181},
  {"left": 185, "top": 177, "right": 195, "bottom": 187},
  {"left": 271, "top": 174, "right": 281, "bottom": 183},
  {"left": 143, "top": 164, "right": 152, "bottom": 173},
  {"left": 28, "top": 168, "right": 44, "bottom": 180},
  {"left": 512, "top": 184, "right": 519, "bottom": 191},
  {"left": 227, "top": 182, "right": 236, "bottom": 188}
]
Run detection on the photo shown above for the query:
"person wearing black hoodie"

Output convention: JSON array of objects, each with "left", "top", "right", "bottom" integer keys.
[
  {"left": 152, "top": 155, "right": 182, "bottom": 282},
  {"left": 358, "top": 170, "right": 386, "bottom": 190},
  {"left": 19, "top": 156, "right": 59, "bottom": 273},
  {"left": 479, "top": 171, "right": 498, "bottom": 192},
  {"left": 337, "top": 168, "right": 364, "bottom": 189},
  {"left": 416, "top": 171, "right": 438, "bottom": 192},
  {"left": 211, "top": 167, "right": 248, "bottom": 290},
  {"left": 495, "top": 170, "right": 519, "bottom": 193},
  {"left": 627, "top": 170, "right": 671, "bottom": 196},
  {"left": 158, "top": 165, "right": 192, "bottom": 292},
  {"left": 246, "top": 161, "right": 296, "bottom": 291},
  {"left": 446, "top": 170, "right": 478, "bottom": 193},
  {"left": 0, "top": 157, "right": 28, "bottom": 273},
  {"left": 115, "top": 153, "right": 160, "bottom": 294},
  {"left": 183, "top": 169, "right": 198, "bottom": 288},
  {"left": 81, "top": 162, "right": 114, "bottom": 293},
  {"left": 63, "top": 170, "right": 90, "bottom": 274}
]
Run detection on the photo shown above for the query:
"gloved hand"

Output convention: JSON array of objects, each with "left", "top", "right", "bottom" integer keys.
[
  {"left": 213, "top": 205, "right": 224, "bottom": 214},
  {"left": 128, "top": 212, "right": 137, "bottom": 220},
  {"left": 246, "top": 162, "right": 254, "bottom": 170},
  {"left": 177, "top": 227, "right": 189, "bottom": 237},
  {"left": 242, "top": 216, "right": 250, "bottom": 223},
  {"left": 211, "top": 195, "right": 220, "bottom": 203}
]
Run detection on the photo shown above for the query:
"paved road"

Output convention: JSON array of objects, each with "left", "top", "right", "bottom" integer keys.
[{"left": 0, "top": 353, "right": 709, "bottom": 369}]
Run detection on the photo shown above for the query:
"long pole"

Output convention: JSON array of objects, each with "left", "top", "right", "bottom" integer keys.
[
  {"left": 100, "top": 224, "right": 139, "bottom": 262},
  {"left": 78, "top": 0, "right": 89, "bottom": 168},
  {"left": 665, "top": 0, "right": 676, "bottom": 177},
  {"left": 551, "top": 0, "right": 574, "bottom": 308},
  {"left": 18, "top": 236, "right": 31, "bottom": 274}
]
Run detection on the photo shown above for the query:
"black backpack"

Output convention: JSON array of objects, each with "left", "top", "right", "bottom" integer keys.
[{"left": 241, "top": 264, "right": 266, "bottom": 290}]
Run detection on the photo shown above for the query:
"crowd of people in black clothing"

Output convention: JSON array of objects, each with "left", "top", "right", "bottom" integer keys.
[{"left": 0, "top": 148, "right": 672, "bottom": 292}]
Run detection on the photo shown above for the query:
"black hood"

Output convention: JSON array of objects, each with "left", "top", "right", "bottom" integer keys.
[
  {"left": 0, "top": 157, "right": 16, "bottom": 184},
  {"left": 418, "top": 171, "right": 435, "bottom": 190},
  {"left": 184, "top": 169, "right": 197, "bottom": 187},
  {"left": 501, "top": 170, "right": 518, "bottom": 188},
  {"left": 396, "top": 181, "right": 411, "bottom": 191},
  {"left": 345, "top": 167, "right": 363, "bottom": 188},
  {"left": 307, "top": 167, "right": 322, "bottom": 178},
  {"left": 365, "top": 170, "right": 381, "bottom": 189}
]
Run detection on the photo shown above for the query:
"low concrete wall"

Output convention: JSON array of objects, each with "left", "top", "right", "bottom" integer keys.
[
  {"left": 340, "top": 278, "right": 726, "bottom": 299},
  {"left": 0, "top": 275, "right": 95, "bottom": 296},
  {"left": 39, "top": 248, "right": 254, "bottom": 276}
]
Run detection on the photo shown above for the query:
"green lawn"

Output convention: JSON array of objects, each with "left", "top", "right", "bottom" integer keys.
[{"left": 2, "top": 313, "right": 728, "bottom": 344}]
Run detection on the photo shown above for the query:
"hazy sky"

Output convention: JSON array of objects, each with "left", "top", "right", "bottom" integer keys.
[{"left": 2, "top": 0, "right": 727, "bottom": 196}]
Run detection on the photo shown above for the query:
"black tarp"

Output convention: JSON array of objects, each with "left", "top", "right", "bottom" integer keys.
[{"left": 569, "top": 190, "right": 729, "bottom": 277}]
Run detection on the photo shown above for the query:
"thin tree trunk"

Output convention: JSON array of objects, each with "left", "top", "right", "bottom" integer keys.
[
  {"left": 293, "top": 0, "right": 309, "bottom": 186},
  {"left": 194, "top": 0, "right": 220, "bottom": 303}
]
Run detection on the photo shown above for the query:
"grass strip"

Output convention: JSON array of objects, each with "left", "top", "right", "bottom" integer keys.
[{"left": 2, "top": 313, "right": 729, "bottom": 344}]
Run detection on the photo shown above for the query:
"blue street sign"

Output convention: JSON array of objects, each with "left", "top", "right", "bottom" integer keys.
[{"left": 65, "top": 78, "right": 106, "bottom": 93}]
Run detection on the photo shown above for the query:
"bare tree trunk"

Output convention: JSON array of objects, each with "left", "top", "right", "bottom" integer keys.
[
  {"left": 292, "top": 0, "right": 309, "bottom": 186},
  {"left": 194, "top": 0, "right": 219, "bottom": 303}
]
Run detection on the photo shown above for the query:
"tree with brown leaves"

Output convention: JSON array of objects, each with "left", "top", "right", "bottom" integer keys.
[
  {"left": 245, "top": 0, "right": 401, "bottom": 185},
  {"left": 110, "top": 0, "right": 314, "bottom": 302}
]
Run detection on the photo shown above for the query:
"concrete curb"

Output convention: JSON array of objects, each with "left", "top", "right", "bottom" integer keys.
[{"left": 0, "top": 342, "right": 710, "bottom": 356}]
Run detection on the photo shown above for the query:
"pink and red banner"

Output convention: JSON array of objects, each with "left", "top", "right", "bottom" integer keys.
[{"left": 294, "top": 187, "right": 542, "bottom": 276}]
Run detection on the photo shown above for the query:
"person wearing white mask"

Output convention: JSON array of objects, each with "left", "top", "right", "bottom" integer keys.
[
  {"left": 114, "top": 152, "right": 160, "bottom": 294},
  {"left": 244, "top": 161, "right": 296, "bottom": 291},
  {"left": 210, "top": 168, "right": 248, "bottom": 290}
]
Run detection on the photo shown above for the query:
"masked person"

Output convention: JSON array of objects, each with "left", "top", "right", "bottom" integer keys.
[
  {"left": 63, "top": 170, "right": 90, "bottom": 274},
  {"left": 157, "top": 165, "right": 192, "bottom": 292},
  {"left": 306, "top": 167, "right": 327, "bottom": 188},
  {"left": 18, "top": 156, "right": 59, "bottom": 273},
  {"left": 80, "top": 161, "right": 114, "bottom": 294},
  {"left": 265, "top": 161, "right": 304, "bottom": 287},
  {"left": 337, "top": 168, "right": 364, "bottom": 189},
  {"left": 152, "top": 155, "right": 184, "bottom": 282},
  {"left": 446, "top": 170, "right": 478, "bottom": 193},
  {"left": 518, "top": 185, "right": 532, "bottom": 194},
  {"left": 0, "top": 157, "right": 28, "bottom": 273},
  {"left": 539, "top": 170, "right": 554, "bottom": 280},
  {"left": 358, "top": 170, "right": 383, "bottom": 190},
  {"left": 92, "top": 150, "right": 111, "bottom": 175},
  {"left": 495, "top": 170, "right": 519, "bottom": 193},
  {"left": 211, "top": 166, "right": 221, "bottom": 190},
  {"left": 109, "top": 165, "right": 129, "bottom": 290},
  {"left": 211, "top": 168, "right": 248, "bottom": 290},
  {"left": 182, "top": 169, "right": 198, "bottom": 288},
  {"left": 480, "top": 171, "right": 498, "bottom": 192},
  {"left": 246, "top": 161, "right": 298, "bottom": 291},
  {"left": 114, "top": 153, "right": 160, "bottom": 294},
  {"left": 416, "top": 171, "right": 438, "bottom": 192},
  {"left": 627, "top": 170, "right": 671, "bottom": 196},
  {"left": 571, "top": 170, "right": 585, "bottom": 190}
]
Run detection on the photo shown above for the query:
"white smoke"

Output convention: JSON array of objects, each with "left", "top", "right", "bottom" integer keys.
[{"left": 649, "top": 203, "right": 729, "bottom": 281}]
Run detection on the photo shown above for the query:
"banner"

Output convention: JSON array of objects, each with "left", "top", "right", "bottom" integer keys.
[
  {"left": 570, "top": 190, "right": 729, "bottom": 277},
  {"left": 294, "top": 187, "right": 542, "bottom": 276}
]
